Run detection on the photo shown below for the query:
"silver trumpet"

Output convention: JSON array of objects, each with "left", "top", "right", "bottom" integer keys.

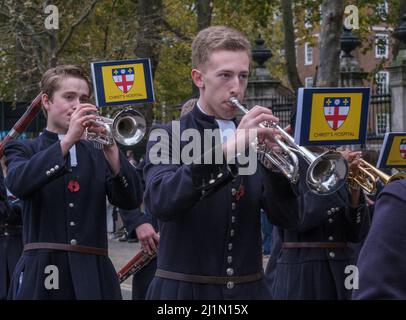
[
  {"left": 86, "top": 108, "right": 146, "bottom": 147},
  {"left": 229, "top": 97, "right": 348, "bottom": 195}
]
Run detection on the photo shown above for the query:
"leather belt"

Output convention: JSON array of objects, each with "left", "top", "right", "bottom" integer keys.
[
  {"left": 24, "top": 242, "right": 107, "bottom": 256},
  {"left": 0, "top": 224, "right": 22, "bottom": 229},
  {"left": 282, "top": 242, "right": 348, "bottom": 249},
  {"left": 155, "top": 268, "right": 263, "bottom": 285}
]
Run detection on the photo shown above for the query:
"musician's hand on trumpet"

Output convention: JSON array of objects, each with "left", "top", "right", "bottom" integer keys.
[
  {"left": 60, "top": 103, "right": 99, "bottom": 156},
  {"left": 341, "top": 150, "right": 363, "bottom": 173},
  {"left": 136, "top": 223, "right": 160, "bottom": 256},
  {"left": 61, "top": 103, "right": 122, "bottom": 175},
  {"left": 222, "top": 104, "right": 280, "bottom": 162},
  {"left": 340, "top": 149, "right": 363, "bottom": 206}
]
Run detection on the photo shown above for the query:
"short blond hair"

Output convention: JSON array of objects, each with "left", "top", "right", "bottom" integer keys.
[
  {"left": 39, "top": 64, "right": 92, "bottom": 117},
  {"left": 191, "top": 26, "right": 251, "bottom": 69},
  {"left": 40, "top": 64, "right": 92, "bottom": 99}
]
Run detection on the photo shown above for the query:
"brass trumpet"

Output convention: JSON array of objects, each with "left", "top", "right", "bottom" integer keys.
[
  {"left": 86, "top": 108, "right": 146, "bottom": 147},
  {"left": 348, "top": 158, "right": 406, "bottom": 195},
  {"left": 229, "top": 97, "right": 348, "bottom": 195}
]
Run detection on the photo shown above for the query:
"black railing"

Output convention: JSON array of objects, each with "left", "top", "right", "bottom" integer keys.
[{"left": 267, "top": 95, "right": 296, "bottom": 129}]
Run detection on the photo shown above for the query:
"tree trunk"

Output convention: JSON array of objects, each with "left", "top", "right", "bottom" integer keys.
[
  {"left": 196, "top": 0, "right": 212, "bottom": 31},
  {"left": 281, "top": 0, "right": 303, "bottom": 93},
  {"left": 192, "top": 1, "right": 213, "bottom": 96},
  {"left": 133, "top": 0, "right": 163, "bottom": 128},
  {"left": 316, "top": 0, "right": 344, "bottom": 87},
  {"left": 134, "top": 0, "right": 163, "bottom": 77},
  {"left": 48, "top": 30, "right": 58, "bottom": 68}
]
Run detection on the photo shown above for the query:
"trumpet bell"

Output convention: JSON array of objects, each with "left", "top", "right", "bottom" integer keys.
[
  {"left": 112, "top": 109, "right": 146, "bottom": 146},
  {"left": 307, "top": 151, "right": 349, "bottom": 195}
]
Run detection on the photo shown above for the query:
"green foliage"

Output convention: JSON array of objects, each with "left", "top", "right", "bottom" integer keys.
[{"left": 0, "top": 0, "right": 402, "bottom": 115}]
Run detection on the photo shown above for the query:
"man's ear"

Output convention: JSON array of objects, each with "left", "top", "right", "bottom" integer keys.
[
  {"left": 41, "top": 93, "right": 51, "bottom": 112},
  {"left": 191, "top": 69, "right": 204, "bottom": 88}
]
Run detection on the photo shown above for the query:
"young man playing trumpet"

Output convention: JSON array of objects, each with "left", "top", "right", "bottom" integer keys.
[
  {"left": 4, "top": 65, "right": 142, "bottom": 299},
  {"left": 143, "top": 26, "right": 299, "bottom": 299}
]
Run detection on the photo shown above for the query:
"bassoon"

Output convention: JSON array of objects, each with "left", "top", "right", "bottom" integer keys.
[{"left": 117, "top": 249, "right": 157, "bottom": 283}]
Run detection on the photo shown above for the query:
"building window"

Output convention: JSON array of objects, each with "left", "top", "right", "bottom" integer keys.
[
  {"left": 375, "top": 113, "right": 390, "bottom": 136},
  {"left": 305, "top": 42, "right": 313, "bottom": 65},
  {"left": 376, "top": 1, "right": 388, "bottom": 20},
  {"left": 376, "top": 71, "right": 389, "bottom": 94},
  {"left": 305, "top": 77, "right": 313, "bottom": 87},
  {"left": 375, "top": 34, "right": 389, "bottom": 59}
]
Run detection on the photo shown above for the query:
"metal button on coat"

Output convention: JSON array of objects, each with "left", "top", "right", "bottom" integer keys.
[
  {"left": 227, "top": 281, "right": 234, "bottom": 289},
  {"left": 329, "top": 252, "right": 335, "bottom": 258},
  {"left": 70, "top": 239, "right": 77, "bottom": 245},
  {"left": 69, "top": 203, "right": 74, "bottom": 208},
  {"left": 226, "top": 268, "right": 234, "bottom": 276}
]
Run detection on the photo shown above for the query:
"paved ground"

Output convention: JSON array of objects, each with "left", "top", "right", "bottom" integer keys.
[
  {"left": 108, "top": 237, "right": 141, "bottom": 300},
  {"left": 108, "top": 237, "right": 270, "bottom": 300}
]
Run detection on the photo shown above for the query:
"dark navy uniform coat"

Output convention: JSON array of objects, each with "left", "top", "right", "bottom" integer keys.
[
  {"left": 353, "top": 180, "right": 406, "bottom": 299},
  {"left": 1, "top": 170, "right": 23, "bottom": 299},
  {"left": 4, "top": 130, "right": 142, "bottom": 299},
  {"left": 268, "top": 158, "right": 370, "bottom": 300},
  {"left": 143, "top": 106, "right": 299, "bottom": 299}
]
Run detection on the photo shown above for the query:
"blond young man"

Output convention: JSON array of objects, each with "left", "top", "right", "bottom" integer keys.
[
  {"left": 143, "top": 26, "right": 298, "bottom": 299},
  {"left": 5, "top": 65, "right": 142, "bottom": 299}
]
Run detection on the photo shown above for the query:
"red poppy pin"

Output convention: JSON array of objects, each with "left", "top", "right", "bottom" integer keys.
[
  {"left": 67, "top": 177, "right": 80, "bottom": 193},
  {"left": 235, "top": 185, "right": 245, "bottom": 201}
]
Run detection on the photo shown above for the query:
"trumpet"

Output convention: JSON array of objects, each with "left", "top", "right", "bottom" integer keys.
[
  {"left": 229, "top": 97, "right": 348, "bottom": 195},
  {"left": 86, "top": 108, "right": 146, "bottom": 147},
  {"left": 348, "top": 158, "right": 406, "bottom": 195}
]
